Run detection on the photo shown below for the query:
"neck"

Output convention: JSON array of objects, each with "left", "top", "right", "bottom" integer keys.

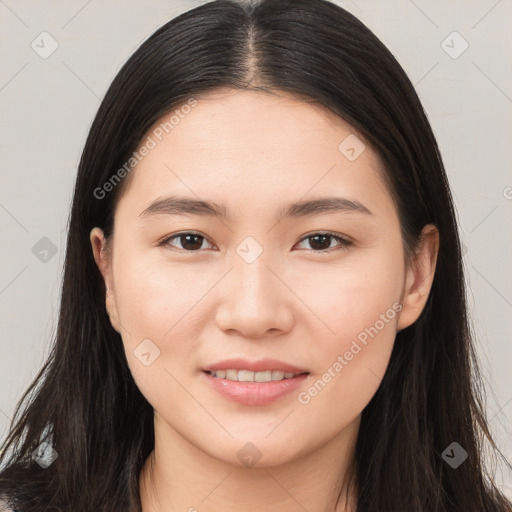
[{"left": 139, "top": 413, "right": 360, "bottom": 512}]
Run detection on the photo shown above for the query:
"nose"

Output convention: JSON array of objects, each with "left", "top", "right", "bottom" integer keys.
[{"left": 214, "top": 251, "right": 295, "bottom": 339}]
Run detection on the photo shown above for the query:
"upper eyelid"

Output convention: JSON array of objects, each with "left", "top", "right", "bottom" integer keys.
[{"left": 298, "top": 231, "right": 351, "bottom": 241}]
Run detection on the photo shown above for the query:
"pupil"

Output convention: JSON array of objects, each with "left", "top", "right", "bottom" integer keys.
[
  {"left": 310, "top": 234, "right": 330, "bottom": 251},
  {"left": 182, "top": 234, "right": 203, "bottom": 250}
]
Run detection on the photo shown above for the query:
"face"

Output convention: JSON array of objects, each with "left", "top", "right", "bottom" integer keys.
[{"left": 91, "top": 88, "right": 437, "bottom": 468}]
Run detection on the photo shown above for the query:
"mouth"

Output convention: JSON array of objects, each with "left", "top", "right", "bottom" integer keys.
[
  {"left": 204, "top": 369, "right": 308, "bottom": 382},
  {"left": 201, "top": 358, "right": 310, "bottom": 406}
]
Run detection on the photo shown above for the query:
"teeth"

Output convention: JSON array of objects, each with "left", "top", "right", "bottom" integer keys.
[
  {"left": 255, "top": 370, "right": 272, "bottom": 382},
  {"left": 226, "top": 369, "right": 238, "bottom": 380},
  {"left": 209, "top": 369, "right": 301, "bottom": 382},
  {"left": 238, "top": 369, "right": 254, "bottom": 382}
]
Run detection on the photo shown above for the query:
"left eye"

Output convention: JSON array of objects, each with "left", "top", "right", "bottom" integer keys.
[
  {"left": 159, "top": 231, "right": 351, "bottom": 253},
  {"left": 295, "top": 232, "right": 352, "bottom": 252}
]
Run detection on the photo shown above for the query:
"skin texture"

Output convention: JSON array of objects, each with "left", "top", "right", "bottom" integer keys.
[{"left": 90, "top": 88, "right": 439, "bottom": 512}]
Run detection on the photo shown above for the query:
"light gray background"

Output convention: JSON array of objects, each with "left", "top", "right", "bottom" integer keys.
[{"left": 0, "top": 0, "right": 511, "bottom": 497}]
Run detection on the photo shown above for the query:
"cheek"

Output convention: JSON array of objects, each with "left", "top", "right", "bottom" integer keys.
[
  {"left": 112, "top": 248, "right": 205, "bottom": 337},
  {"left": 110, "top": 250, "right": 206, "bottom": 380},
  {"left": 295, "top": 322, "right": 396, "bottom": 444},
  {"left": 294, "top": 246, "right": 403, "bottom": 414},
  {"left": 110, "top": 255, "right": 204, "bottom": 410},
  {"left": 298, "top": 241, "right": 404, "bottom": 344}
]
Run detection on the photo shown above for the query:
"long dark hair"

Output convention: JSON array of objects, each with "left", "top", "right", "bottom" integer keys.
[{"left": 1, "top": 0, "right": 510, "bottom": 510}]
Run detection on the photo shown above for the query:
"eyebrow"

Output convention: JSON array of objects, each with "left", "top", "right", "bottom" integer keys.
[{"left": 138, "top": 195, "right": 372, "bottom": 221}]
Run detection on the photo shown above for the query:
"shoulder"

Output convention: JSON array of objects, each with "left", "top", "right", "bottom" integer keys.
[{"left": 0, "top": 499, "right": 17, "bottom": 512}]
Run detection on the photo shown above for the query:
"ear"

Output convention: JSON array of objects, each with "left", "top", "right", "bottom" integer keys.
[
  {"left": 90, "top": 227, "right": 121, "bottom": 333},
  {"left": 397, "top": 224, "right": 439, "bottom": 331}
]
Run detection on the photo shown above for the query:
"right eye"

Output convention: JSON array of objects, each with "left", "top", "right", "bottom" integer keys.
[{"left": 158, "top": 232, "right": 216, "bottom": 252}]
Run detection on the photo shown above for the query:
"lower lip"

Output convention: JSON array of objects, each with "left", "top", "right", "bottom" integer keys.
[{"left": 202, "top": 371, "right": 309, "bottom": 406}]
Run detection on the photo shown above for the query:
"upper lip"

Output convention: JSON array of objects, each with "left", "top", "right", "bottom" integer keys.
[{"left": 203, "top": 357, "right": 308, "bottom": 374}]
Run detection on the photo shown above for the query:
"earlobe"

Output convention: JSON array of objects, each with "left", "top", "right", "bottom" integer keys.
[{"left": 397, "top": 224, "right": 439, "bottom": 331}]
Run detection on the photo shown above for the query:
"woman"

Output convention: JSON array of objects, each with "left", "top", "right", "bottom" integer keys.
[{"left": 0, "top": 0, "right": 510, "bottom": 510}]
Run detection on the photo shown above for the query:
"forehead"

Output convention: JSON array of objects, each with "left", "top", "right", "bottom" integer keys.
[
  {"left": 162, "top": 88, "right": 371, "bottom": 160},
  {"left": 116, "top": 88, "right": 392, "bottom": 218}
]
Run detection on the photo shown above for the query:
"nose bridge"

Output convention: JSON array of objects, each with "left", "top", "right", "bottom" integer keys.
[
  {"left": 232, "top": 235, "right": 277, "bottom": 306},
  {"left": 214, "top": 234, "right": 293, "bottom": 336}
]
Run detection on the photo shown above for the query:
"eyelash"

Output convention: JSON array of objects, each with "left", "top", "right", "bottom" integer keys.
[{"left": 157, "top": 231, "right": 353, "bottom": 254}]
